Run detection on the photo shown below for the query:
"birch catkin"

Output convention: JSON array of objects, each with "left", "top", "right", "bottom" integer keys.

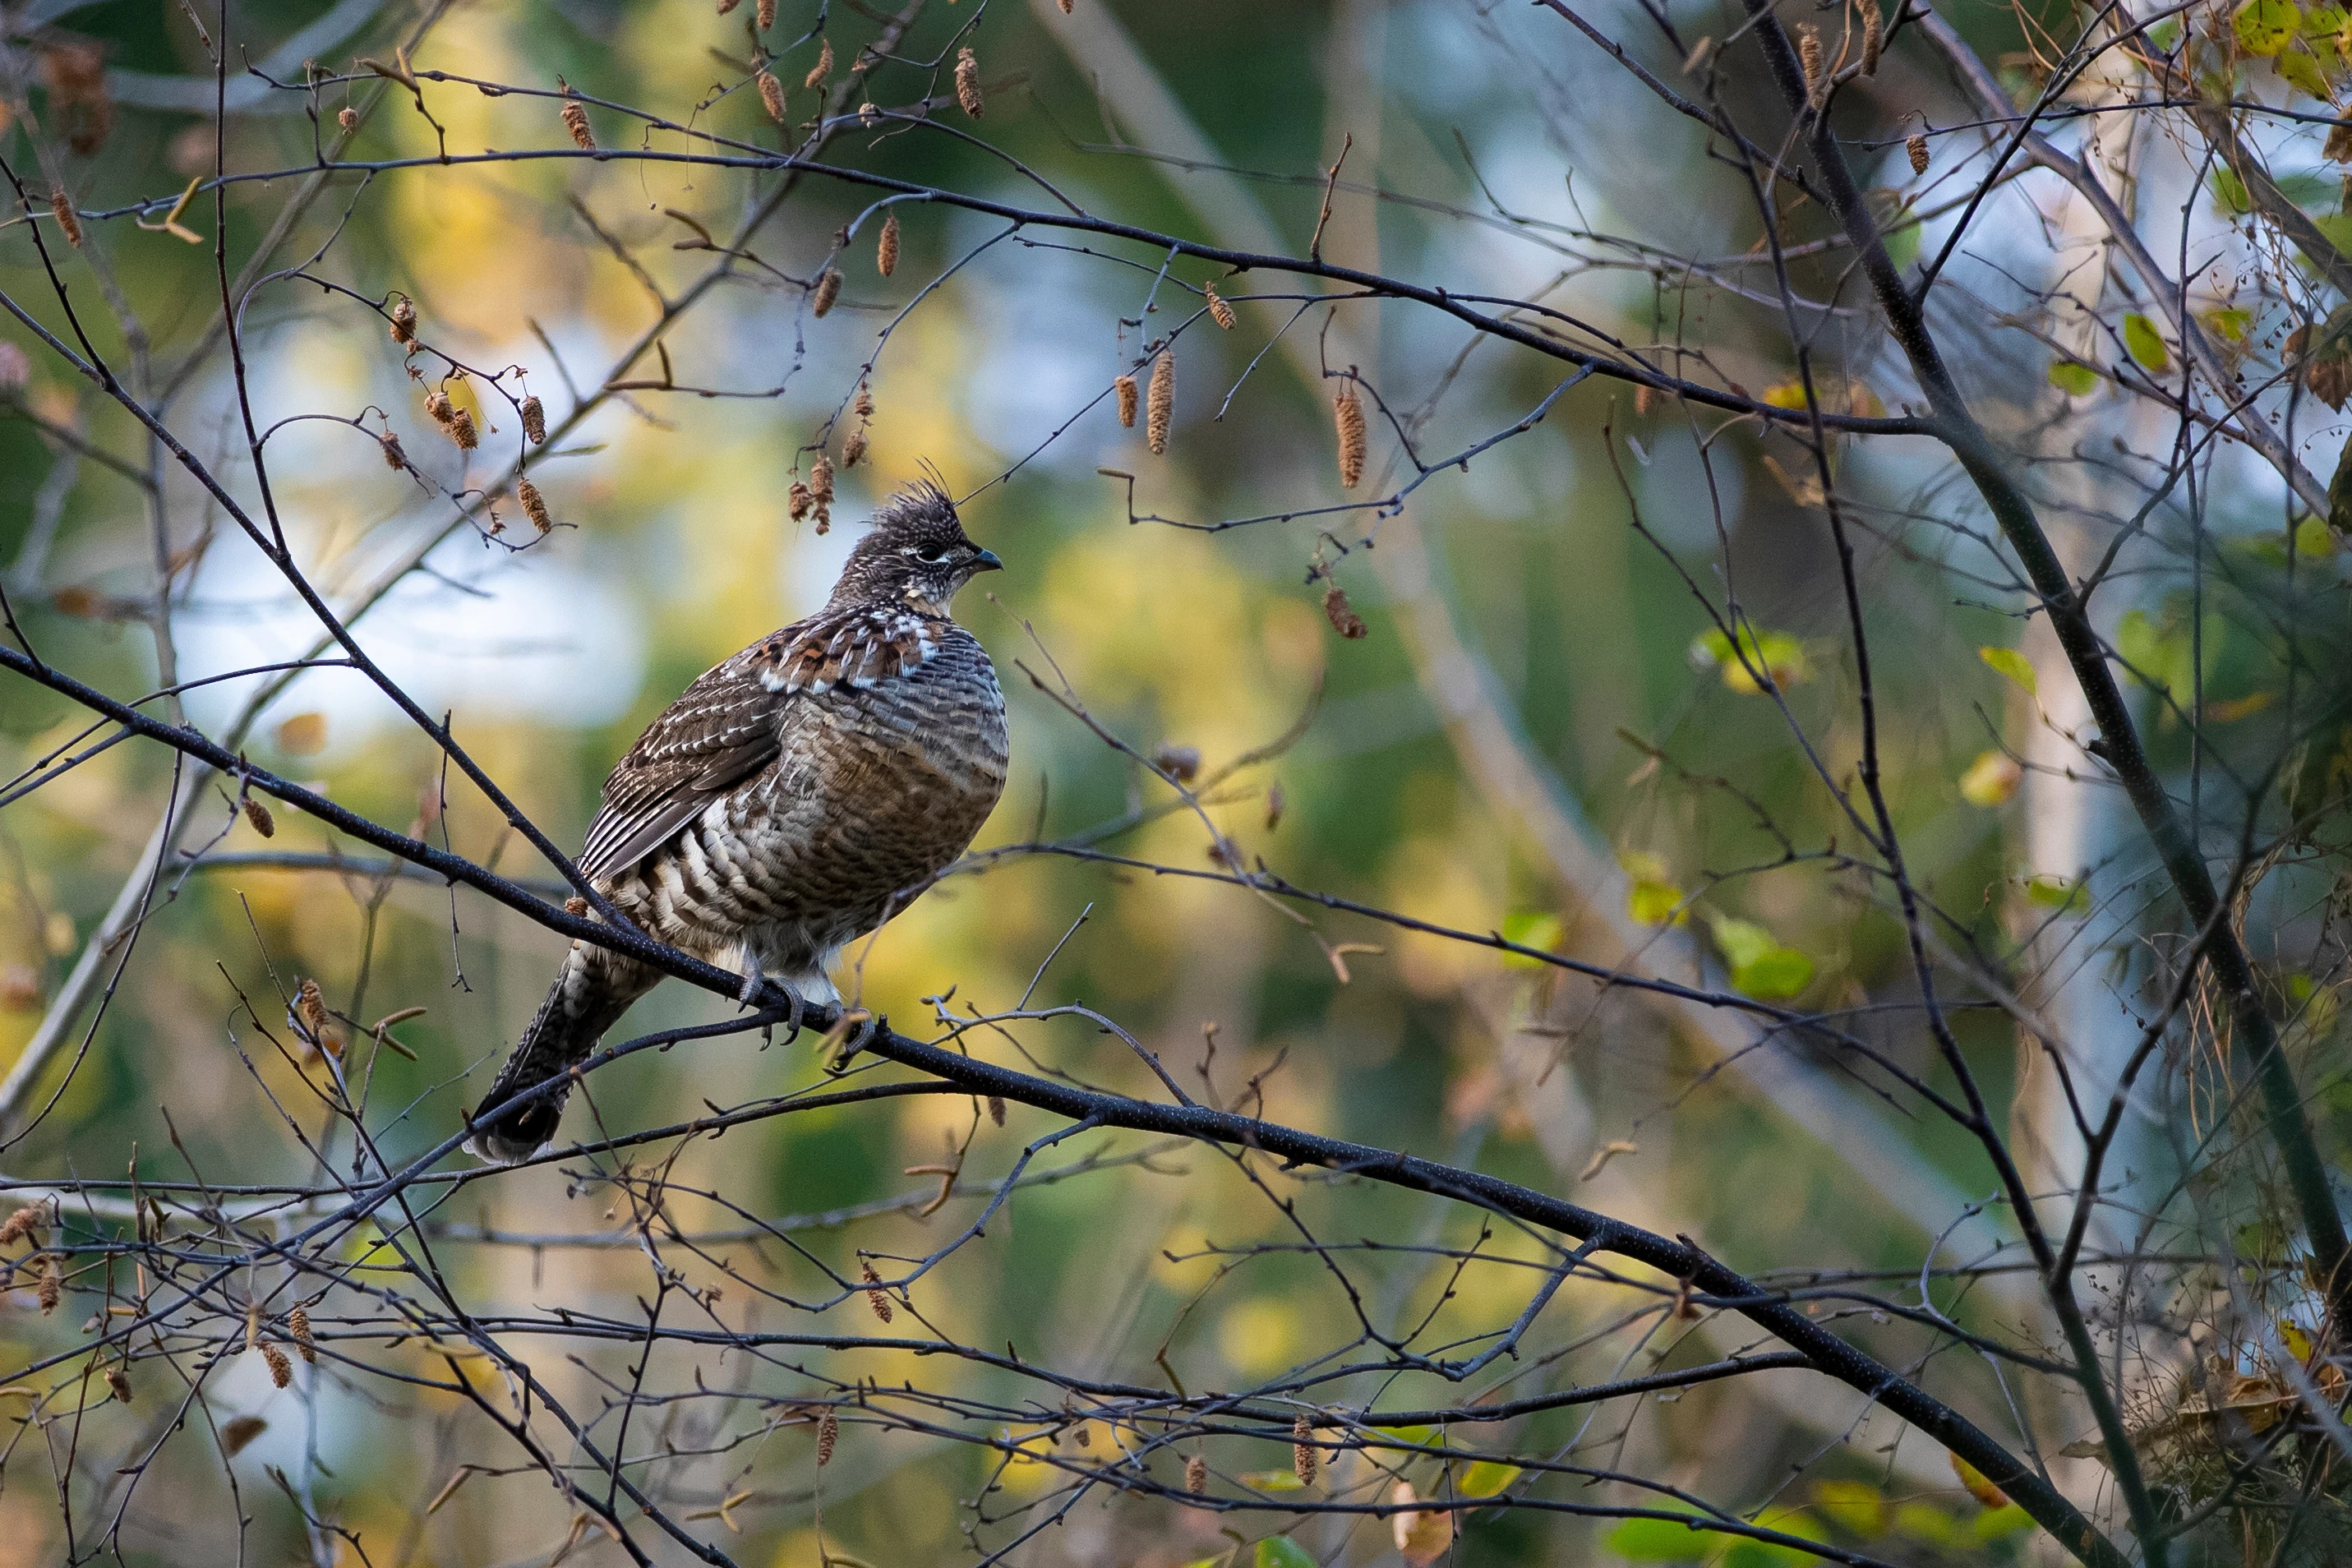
[
  {"left": 561, "top": 97, "right": 594, "bottom": 150},
  {"left": 1907, "top": 133, "right": 1929, "bottom": 175},
  {"left": 756, "top": 0, "right": 776, "bottom": 29},
  {"left": 877, "top": 210, "right": 900, "bottom": 275},
  {"left": 1293, "top": 1414, "right": 1317, "bottom": 1486},
  {"left": 1114, "top": 373, "right": 1138, "bottom": 427},
  {"left": 48, "top": 189, "right": 81, "bottom": 248},
  {"left": 812, "top": 268, "right": 842, "bottom": 317},
  {"left": 955, "top": 47, "right": 983, "bottom": 118},
  {"left": 758, "top": 68, "right": 785, "bottom": 122},
  {"left": 1861, "top": 0, "right": 1884, "bottom": 74},
  {"left": 1146, "top": 353, "right": 1174, "bottom": 454},
  {"left": 1204, "top": 282, "right": 1235, "bottom": 330},
  {"left": 1798, "top": 25, "right": 1824, "bottom": 99},
  {"left": 804, "top": 36, "right": 832, "bottom": 89},
  {"left": 520, "top": 394, "right": 546, "bottom": 444},
  {"left": 1334, "top": 387, "right": 1366, "bottom": 487}
]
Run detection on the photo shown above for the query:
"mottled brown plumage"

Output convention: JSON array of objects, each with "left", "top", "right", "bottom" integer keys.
[{"left": 468, "top": 481, "right": 1007, "bottom": 1161}]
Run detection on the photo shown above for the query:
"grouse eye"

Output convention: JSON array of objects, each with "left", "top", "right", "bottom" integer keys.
[{"left": 916, "top": 544, "right": 954, "bottom": 565}]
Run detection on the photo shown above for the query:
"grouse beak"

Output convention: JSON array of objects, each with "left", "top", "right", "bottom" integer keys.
[{"left": 971, "top": 547, "right": 1004, "bottom": 573}]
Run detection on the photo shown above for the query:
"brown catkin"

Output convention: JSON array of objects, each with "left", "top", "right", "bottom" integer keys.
[
  {"left": 842, "top": 428, "right": 867, "bottom": 468},
  {"left": 810, "top": 454, "right": 835, "bottom": 506},
  {"left": 1060, "top": 0, "right": 1073, "bottom": 11},
  {"left": 297, "top": 978, "right": 332, "bottom": 1040},
  {"left": 986, "top": 1094, "right": 1005, "bottom": 1127},
  {"left": 1293, "top": 1414, "right": 1316, "bottom": 1486},
  {"left": 246, "top": 1298, "right": 261, "bottom": 1353},
  {"left": 106, "top": 1367, "right": 131, "bottom": 1404},
  {"left": 561, "top": 99, "right": 594, "bottom": 150},
  {"left": 788, "top": 482, "right": 813, "bottom": 521},
  {"left": 1634, "top": 382, "right": 1656, "bottom": 417},
  {"left": 816, "top": 1407, "right": 838, "bottom": 1465},
  {"left": 1334, "top": 388, "right": 1366, "bottom": 487},
  {"left": 1861, "top": 0, "right": 1884, "bottom": 74},
  {"left": 1322, "top": 583, "right": 1367, "bottom": 639},
  {"left": 812, "top": 268, "right": 842, "bottom": 317},
  {"left": 38, "top": 1255, "right": 60, "bottom": 1314},
  {"left": 424, "top": 388, "right": 454, "bottom": 428},
  {"left": 1114, "top": 373, "right": 1138, "bottom": 428},
  {"left": 337, "top": 106, "right": 358, "bottom": 131},
  {"left": 757, "top": 0, "right": 776, "bottom": 28},
  {"left": 758, "top": 68, "right": 785, "bottom": 122},
  {"left": 565, "top": 896, "right": 588, "bottom": 915},
  {"left": 242, "top": 797, "right": 275, "bottom": 838},
  {"left": 1907, "top": 132, "right": 1929, "bottom": 175},
  {"left": 717, "top": 0, "right": 740, "bottom": 12},
  {"left": 1204, "top": 283, "right": 1235, "bottom": 330},
  {"left": 261, "top": 1342, "right": 292, "bottom": 1388},
  {"left": 390, "top": 296, "right": 417, "bottom": 345},
  {"left": 955, "top": 47, "right": 983, "bottom": 118},
  {"left": 860, "top": 1261, "right": 893, "bottom": 1323},
  {"left": 381, "top": 431, "right": 407, "bottom": 470},
  {"left": 449, "top": 408, "right": 478, "bottom": 450},
  {"left": 48, "top": 189, "right": 81, "bottom": 248},
  {"left": 1146, "top": 353, "right": 1174, "bottom": 454},
  {"left": 518, "top": 478, "right": 552, "bottom": 534},
  {"left": 288, "top": 1306, "right": 315, "bottom": 1363},
  {"left": 877, "top": 210, "right": 900, "bottom": 276},
  {"left": 1184, "top": 1453, "right": 1207, "bottom": 1494},
  {"left": 804, "top": 36, "right": 833, "bottom": 89},
  {"left": 1798, "top": 25, "right": 1824, "bottom": 99},
  {"left": 520, "top": 394, "right": 546, "bottom": 444},
  {"left": 854, "top": 385, "right": 874, "bottom": 418},
  {"left": 0, "top": 1209, "right": 36, "bottom": 1247}
]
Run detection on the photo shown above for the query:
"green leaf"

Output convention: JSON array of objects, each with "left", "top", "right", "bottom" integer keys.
[
  {"left": 1501, "top": 911, "right": 1563, "bottom": 969},
  {"left": 1976, "top": 645, "right": 2036, "bottom": 694},
  {"left": 2211, "top": 165, "right": 2254, "bottom": 216},
  {"left": 1254, "top": 1538, "right": 1317, "bottom": 1568},
  {"left": 2114, "top": 608, "right": 2164, "bottom": 684},
  {"left": 1372, "top": 1424, "right": 1440, "bottom": 1450},
  {"left": 2023, "top": 875, "right": 2090, "bottom": 915},
  {"left": 1879, "top": 202, "right": 1921, "bottom": 271},
  {"left": 1460, "top": 1459, "right": 1521, "bottom": 1498},
  {"left": 2298, "top": 515, "right": 2338, "bottom": 556},
  {"left": 2148, "top": 16, "right": 2184, "bottom": 48},
  {"left": 1811, "top": 1481, "right": 1887, "bottom": 1537},
  {"left": 1628, "top": 879, "right": 1687, "bottom": 925},
  {"left": 2047, "top": 359, "right": 2098, "bottom": 396},
  {"left": 1687, "top": 625, "right": 1809, "bottom": 694},
  {"left": 1238, "top": 1469, "right": 1307, "bottom": 1492},
  {"left": 2235, "top": 0, "right": 2301, "bottom": 56},
  {"left": 2277, "top": 44, "right": 2332, "bottom": 96},
  {"left": 2317, "top": 211, "right": 2352, "bottom": 256},
  {"left": 1892, "top": 1503, "right": 1962, "bottom": 1546},
  {"left": 1605, "top": 1512, "right": 1714, "bottom": 1561},
  {"left": 2123, "top": 312, "right": 2172, "bottom": 373},
  {"left": 1722, "top": 1510, "right": 1832, "bottom": 1566},
  {"left": 1709, "top": 917, "right": 1815, "bottom": 999},
  {"left": 2202, "top": 305, "right": 2252, "bottom": 343},
  {"left": 1974, "top": 1504, "right": 2036, "bottom": 1543}
]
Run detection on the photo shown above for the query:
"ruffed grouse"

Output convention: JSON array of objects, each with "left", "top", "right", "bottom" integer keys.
[{"left": 468, "top": 481, "right": 1008, "bottom": 1161}]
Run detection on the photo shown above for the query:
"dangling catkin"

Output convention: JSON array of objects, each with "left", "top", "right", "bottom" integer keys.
[
  {"left": 812, "top": 268, "right": 842, "bottom": 317},
  {"left": 1146, "top": 353, "right": 1173, "bottom": 454},
  {"left": 36, "top": 1254, "right": 60, "bottom": 1314},
  {"left": 877, "top": 210, "right": 900, "bottom": 276},
  {"left": 811, "top": 454, "right": 835, "bottom": 533},
  {"left": 842, "top": 428, "right": 866, "bottom": 468},
  {"left": 816, "top": 1408, "right": 839, "bottom": 1465},
  {"left": 1861, "top": 0, "right": 1884, "bottom": 74},
  {"left": 561, "top": 98, "right": 595, "bottom": 150},
  {"left": 380, "top": 431, "right": 408, "bottom": 470},
  {"left": 854, "top": 385, "right": 874, "bottom": 418},
  {"left": 518, "top": 478, "right": 552, "bottom": 533},
  {"left": 288, "top": 1305, "right": 316, "bottom": 1363},
  {"left": 48, "top": 189, "right": 81, "bottom": 248},
  {"left": 245, "top": 1298, "right": 262, "bottom": 1353},
  {"left": 860, "top": 1260, "right": 893, "bottom": 1323},
  {"left": 243, "top": 797, "right": 275, "bottom": 837},
  {"left": 261, "top": 1343, "right": 292, "bottom": 1389},
  {"left": 1204, "top": 283, "right": 1235, "bottom": 330},
  {"left": 987, "top": 1093, "right": 1005, "bottom": 1126},
  {"left": 758, "top": 68, "right": 785, "bottom": 122},
  {"left": 757, "top": 0, "right": 776, "bottom": 29},
  {"left": 717, "top": 0, "right": 740, "bottom": 12},
  {"left": 448, "top": 408, "right": 477, "bottom": 450},
  {"left": 1334, "top": 387, "right": 1366, "bottom": 487},
  {"left": 106, "top": 1367, "right": 131, "bottom": 1404},
  {"left": 1114, "top": 373, "right": 1138, "bottom": 427},
  {"left": 0, "top": 1208, "right": 39, "bottom": 1247},
  {"left": 1293, "top": 1414, "right": 1316, "bottom": 1486},
  {"left": 520, "top": 394, "right": 546, "bottom": 444},
  {"left": 337, "top": 106, "right": 358, "bottom": 131},
  {"left": 955, "top": 47, "right": 983, "bottom": 118},
  {"left": 804, "top": 35, "right": 832, "bottom": 89},
  {"left": 1634, "top": 382, "right": 1656, "bottom": 417},
  {"left": 390, "top": 296, "right": 417, "bottom": 345},
  {"left": 1907, "top": 132, "right": 1929, "bottom": 174},
  {"left": 789, "top": 482, "right": 813, "bottom": 521},
  {"left": 1322, "top": 583, "right": 1367, "bottom": 639},
  {"left": 1184, "top": 1453, "right": 1207, "bottom": 1493},
  {"left": 1798, "top": 25, "right": 1824, "bottom": 99}
]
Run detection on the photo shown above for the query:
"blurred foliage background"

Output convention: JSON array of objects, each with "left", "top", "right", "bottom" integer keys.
[{"left": 6, "top": 0, "right": 2351, "bottom": 1562}]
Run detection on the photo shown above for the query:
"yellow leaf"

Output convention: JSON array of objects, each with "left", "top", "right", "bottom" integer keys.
[
  {"left": 1958, "top": 749, "right": 2022, "bottom": 807},
  {"left": 2124, "top": 312, "right": 2172, "bottom": 374},
  {"left": 1976, "top": 645, "right": 2036, "bottom": 695},
  {"left": 1950, "top": 1453, "right": 2007, "bottom": 1509},
  {"left": 2202, "top": 691, "right": 2275, "bottom": 723},
  {"left": 274, "top": 712, "right": 329, "bottom": 754}
]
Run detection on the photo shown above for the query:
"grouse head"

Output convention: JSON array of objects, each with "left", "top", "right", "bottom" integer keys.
[{"left": 830, "top": 479, "right": 1003, "bottom": 614}]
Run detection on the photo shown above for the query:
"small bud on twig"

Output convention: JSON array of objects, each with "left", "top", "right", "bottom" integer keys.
[
  {"left": 1334, "top": 386, "right": 1366, "bottom": 488},
  {"left": 955, "top": 47, "right": 983, "bottom": 118},
  {"left": 1114, "top": 373, "right": 1138, "bottom": 428},
  {"left": 1146, "top": 353, "right": 1174, "bottom": 454},
  {"left": 877, "top": 210, "right": 900, "bottom": 275}
]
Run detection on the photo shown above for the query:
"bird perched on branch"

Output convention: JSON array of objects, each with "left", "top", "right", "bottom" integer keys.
[{"left": 467, "top": 479, "right": 1008, "bottom": 1162}]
